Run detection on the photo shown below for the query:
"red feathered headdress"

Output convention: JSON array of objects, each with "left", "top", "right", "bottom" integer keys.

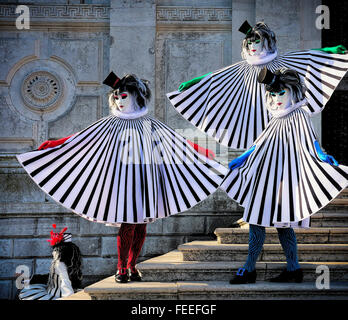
[{"left": 47, "top": 224, "right": 68, "bottom": 246}]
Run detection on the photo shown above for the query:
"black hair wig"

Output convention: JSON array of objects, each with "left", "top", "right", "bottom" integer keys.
[
  {"left": 241, "top": 21, "right": 277, "bottom": 58},
  {"left": 109, "top": 74, "right": 151, "bottom": 109},
  {"left": 265, "top": 68, "right": 306, "bottom": 107},
  {"left": 51, "top": 242, "right": 82, "bottom": 289}
]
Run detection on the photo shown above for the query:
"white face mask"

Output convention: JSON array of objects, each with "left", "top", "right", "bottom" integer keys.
[
  {"left": 113, "top": 91, "right": 138, "bottom": 114},
  {"left": 268, "top": 88, "right": 292, "bottom": 116},
  {"left": 247, "top": 38, "right": 263, "bottom": 56}
]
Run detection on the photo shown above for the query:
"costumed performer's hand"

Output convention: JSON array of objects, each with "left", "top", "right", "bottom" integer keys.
[
  {"left": 314, "top": 141, "right": 339, "bottom": 166},
  {"left": 38, "top": 135, "right": 74, "bottom": 150},
  {"left": 325, "top": 155, "right": 339, "bottom": 166},
  {"left": 312, "top": 44, "right": 347, "bottom": 54},
  {"left": 187, "top": 140, "right": 215, "bottom": 160},
  {"left": 178, "top": 73, "right": 212, "bottom": 92},
  {"left": 228, "top": 145, "right": 256, "bottom": 170}
]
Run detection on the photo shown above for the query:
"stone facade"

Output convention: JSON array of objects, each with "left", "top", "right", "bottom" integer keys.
[{"left": 0, "top": 0, "right": 324, "bottom": 299}]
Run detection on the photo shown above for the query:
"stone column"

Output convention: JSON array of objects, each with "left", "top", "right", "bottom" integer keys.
[{"left": 110, "top": 0, "right": 156, "bottom": 113}]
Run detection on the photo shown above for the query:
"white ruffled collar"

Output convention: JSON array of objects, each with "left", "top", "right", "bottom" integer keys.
[
  {"left": 269, "top": 98, "right": 308, "bottom": 118},
  {"left": 110, "top": 106, "right": 148, "bottom": 119},
  {"left": 244, "top": 49, "right": 278, "bottom": 66}
]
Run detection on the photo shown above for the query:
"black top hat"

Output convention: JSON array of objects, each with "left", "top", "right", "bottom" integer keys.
[
  {"left": 103, "top": 71, "right": 123, "bottom": 90},
  {"left": 238, "top": 20, "right": 253, "bottom": 36},
  {"left": 257, "top": 67, "right": 282, "bottom": 92}
]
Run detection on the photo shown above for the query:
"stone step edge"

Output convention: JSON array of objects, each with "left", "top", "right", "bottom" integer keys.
[
  {"left": 137, "top": 250, "right": 348, "bottom": 271},
  {"left": 59, "top": 289, "right": 92, "bottom": 300},
  {"left": 331, "top": 199, "right": 348, "bottom": 205},
  {"left": 231, "top": 214, "right": 348, "bottom": 228},
  {"left": 215, "top": 227, "right": 348, "bottom": 236},
  {"left": 178, "top": 241, "right": 348, "bottom": 251},
  {"left": 84, "top": 277, "right": 348, "bottom": 296}
]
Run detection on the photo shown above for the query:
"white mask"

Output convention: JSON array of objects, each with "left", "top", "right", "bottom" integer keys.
[
  {"left": 113, "top": 91, "right": 138, "bottom": 114},
  {"left": 247, "top": 38, "right": 263, "bottom": 56},
  {"left": 268, "top": 88, "right": 292, "bottom": 116}
]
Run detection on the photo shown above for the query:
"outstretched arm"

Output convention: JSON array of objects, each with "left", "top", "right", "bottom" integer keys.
[
  {"left": 178, "top": 72, "right": 212, "bottom": 92},
  {"left": 228, "top": 145, "right": 256, "bottom": 170},
  {"left": 38, "top": 134, "right": 74, "bottom": 150},
  {"left": 311, "top": 44, "right": 347, "bottom": 54},
  {"left": 314, "top": 141, "right": 339, "bottom": 166},
  {"left": 187, "top": 140, "right": 215, "bottom": 160}
]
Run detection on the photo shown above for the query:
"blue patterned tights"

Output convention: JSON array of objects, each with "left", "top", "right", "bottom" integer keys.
[{"left": 243, "top": 224, "right": 300, "bottom": 272}]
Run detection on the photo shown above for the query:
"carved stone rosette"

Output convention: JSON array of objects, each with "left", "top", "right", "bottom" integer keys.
[{"left": 21, "top": 71, "right": 63, "bottom": 112}]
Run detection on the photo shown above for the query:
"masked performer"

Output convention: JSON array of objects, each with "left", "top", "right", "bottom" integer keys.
[
  {"left": 16, "top": 72, "right": 227, "bottom": 283},
  {"left": 167, "top": 20, "right": 348, "bottom": 150},
  {"left": 220, "top": 67, "right": 348, "bottom": 284},
  {"left": 18, "top": 224, "right": 82, "bottom": 300}
]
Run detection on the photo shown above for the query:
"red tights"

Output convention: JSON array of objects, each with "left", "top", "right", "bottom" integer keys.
[{"left": 117, "top": 223, "right": 147, "bottom": 274}]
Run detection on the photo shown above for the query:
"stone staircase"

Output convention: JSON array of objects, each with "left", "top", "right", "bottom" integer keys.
[{"left": 66, "top": 189, "right": 348, "bottom": 300}]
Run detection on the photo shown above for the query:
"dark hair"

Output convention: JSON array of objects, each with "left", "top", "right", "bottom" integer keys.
[
  {"left": 108, "top": 74, "right": 151, "bottom": 109},
  {"left": 51, "top": 242, "right": 82, "bottom": 289},
  {"left": 241, "top": 21, "right": 277, "bottom": 58},
  {"left": 265, "top": 68, "right": 306, "bottom": 107}
]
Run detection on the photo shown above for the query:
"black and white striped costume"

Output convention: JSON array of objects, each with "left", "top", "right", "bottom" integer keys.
[
  {"left": 16, "top": 108, "right": 227, "bottom": 226},
  {"left": 167, "top": 50, "right": 348, "bottom": 149},
  {"left": 220, "top": 102, "right": 348, "bottom": 228},
  {"left": 18, "top": 261, "right": 73, "bottom": 300}
]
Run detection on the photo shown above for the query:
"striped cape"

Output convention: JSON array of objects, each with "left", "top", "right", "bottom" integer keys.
[
  {"left": 220, "top": 106, "right": 348, "bottom": 228},
  {"left": 17, "top": 115, "right": 228, "bottom": 226},
  {"left": 19, "top": 263, "right": 69, "bottom": 300},
  {"left": 19, "top": 278, "right": 61, "bottom": 300},
  {"left": 167, "top": 50, "right": 348, "bottom": 149}
]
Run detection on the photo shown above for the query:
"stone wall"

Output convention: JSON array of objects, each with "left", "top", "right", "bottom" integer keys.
[
  {"left": 0, "top": 0, "right": 113, "bottom": 299},
  {"left": 0, "top": 0, "right": 323, "bottom": 299}
]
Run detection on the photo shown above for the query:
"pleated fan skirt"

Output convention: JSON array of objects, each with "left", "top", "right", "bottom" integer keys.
[
  {"left": 17, "top": 115, "right": 228, "bottom": 226},
  {"left": 220, "top": 108, "right": 348, "bottom": 228},
  {"left": 167, "top": 50, "right": 348, "bottom": 149}
]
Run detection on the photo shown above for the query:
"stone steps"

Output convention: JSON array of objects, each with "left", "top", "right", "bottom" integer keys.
[
  {"left": 215, "top": 227, "right": 348, "bottom": 244},
  {"left": 310, "top": 213, "right": 348, "bottom": 227},
  {"left": 330, "top": 189, "right": 348, "bottom": 205},
  {"left": 178, "top": 241, "right": 348, "bottom": 262},
  {"left": 232, "top": 213, "right": 348, "bottom": 229},
  {"left": 137, "top": 250, "right": 348, "bottom": 282},
  {"left": 78, "top": 188, "right": 348, "bottom": 300},
  {"left": 83, "top": 276, "right": 348, "bottom": 300}
]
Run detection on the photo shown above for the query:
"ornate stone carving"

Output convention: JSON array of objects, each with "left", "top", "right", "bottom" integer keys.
[
  {"left": 156, "top": 7, "right": 232, "bottom": 22},
  {"left": 0, "top": 4, "right": 110, "bottom": 20},
  {"left": 21, "top": 71, "right": 62, "bottom": 111},
  {"left": 8, "top": 59, "right": 76, "bottom": 122}
]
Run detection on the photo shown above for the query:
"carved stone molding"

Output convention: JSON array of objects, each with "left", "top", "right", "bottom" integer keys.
[
  {"left": 156, "top": 6, "right": 232, "bottom": 31},
  {"left": 0, "top": 4, "right": 110, "bottom": 30},
  {"left": 156, "top": 6, "right": 232, "bottom": 22},
  {"left": 0, "top": 4, "right": 110, "bottom": 21}
]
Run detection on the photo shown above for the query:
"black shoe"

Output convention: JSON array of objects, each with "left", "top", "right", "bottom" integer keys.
[
  {"left": 269, "top": 268, "right": 303, "bottom": 283},
  {"left": 229, "top": 268, "right": 257, "bottom": 284},
  {"left": 115, "top": 268, "right": 129, "bottom": 283},
  {"left": 128, "top": 267, "right": 142, "bottom": 281}
]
